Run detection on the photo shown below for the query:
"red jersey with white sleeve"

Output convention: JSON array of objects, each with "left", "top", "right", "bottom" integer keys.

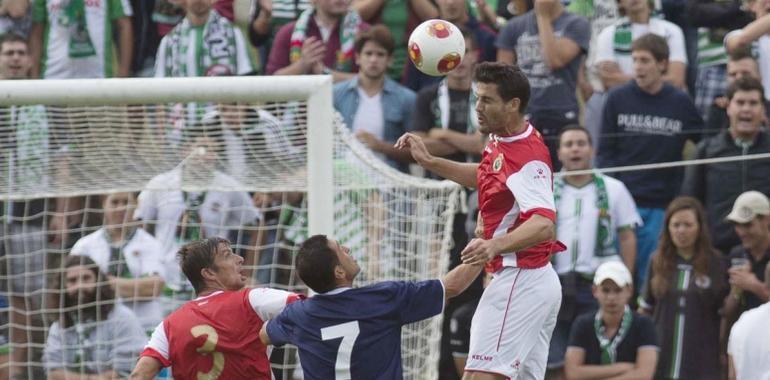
[
  {"left": 140, "top": 288, "right": 302, "bottom": 380},
  {"left": 477, "top": 123, "right": 565, "bottom": 272}
]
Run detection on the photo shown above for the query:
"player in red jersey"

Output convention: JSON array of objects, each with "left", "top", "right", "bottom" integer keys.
[
  {"left": 129, "top": 237, "right": 301, "bottom": 380},
  {"left": 397, "top": 62, "right": 565, "bottom": 380}
]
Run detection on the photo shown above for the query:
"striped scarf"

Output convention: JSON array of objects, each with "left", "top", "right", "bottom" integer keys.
[
  {"left": 554, "top": 172, "right": 616, "bottom": 261},
  {"left": 162, "top": 11, "right": 238, "bottom": 77},
  {"left": 289, "top": 9, "right": 362, "bottom": 72}
]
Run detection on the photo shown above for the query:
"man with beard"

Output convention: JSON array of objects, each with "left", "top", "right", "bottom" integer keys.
[
  {"left": 42, "top": 255, "right": 146, "bottom": 379},
  {"left": 70, "top": 192, "right": 166, "bottom": 332},
  {"left": 134, "top": 133, "right": 262, "bottom": 313},
  {"left": 131, "top": 238, "right": 301, "bottom": 379},
  {"left": 333, "top": 25, "right": 415, "bottom": 172}
]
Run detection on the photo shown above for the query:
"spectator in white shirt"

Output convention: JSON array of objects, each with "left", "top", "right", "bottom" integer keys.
[
  {"left": 70, "top": 192, "right": 165, "bottom": 332},
  {"left": 727, "top": 261, "right": 770, "bottom": 380}
]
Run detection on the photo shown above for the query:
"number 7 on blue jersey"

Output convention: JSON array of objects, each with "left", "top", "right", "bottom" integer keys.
[{"left": 321, "top": 321, "right": 360, "bottom": 380}]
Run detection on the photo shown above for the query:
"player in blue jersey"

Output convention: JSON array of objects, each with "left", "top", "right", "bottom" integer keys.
[{"left": 259, "top": 234, "right": 483, "bottom": 379}]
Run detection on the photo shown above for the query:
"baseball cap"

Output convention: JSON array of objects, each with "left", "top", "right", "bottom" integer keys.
[
  {"left": 726, "top": 191, "right": 770, "bottom": 224},
  {"left": 593, "top": 261, "right": 633, "bottom": 287}
]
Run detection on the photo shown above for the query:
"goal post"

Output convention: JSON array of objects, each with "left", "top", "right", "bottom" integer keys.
[{"left": 0, "top": 75, "right": 461, "bottom": 379}]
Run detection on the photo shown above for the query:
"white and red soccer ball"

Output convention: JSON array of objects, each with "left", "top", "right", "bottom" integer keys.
[{"left": 408, "top": 19, "right": 466, "bottom": 77}]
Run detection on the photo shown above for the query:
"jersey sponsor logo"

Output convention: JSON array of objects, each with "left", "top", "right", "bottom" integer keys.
[
  {"left": 471, "top": 354, "right": 494, "bottom": 361},
  {"left": 493, "top": 154, "right": 504, "bottom": 172},
  {"left": 511, "top": 359, "right": 521, "bottom": 370},
  {"left": 533, "top": 167, "right": 548, "bottom": 180}
]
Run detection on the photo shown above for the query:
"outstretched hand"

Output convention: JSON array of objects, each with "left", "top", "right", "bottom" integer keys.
[
  {"left": 461, "top": 238, "right": 500, "bottom": 266},
  {"left": 394, "top": 133, "right": 433, "bottom": 166}
]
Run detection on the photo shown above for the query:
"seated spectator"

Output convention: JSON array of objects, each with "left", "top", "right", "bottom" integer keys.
[
  {"left": 69, "top": 192, "right": 166, "bottom": 332},
  {"left": 333, "top": 25, "right": 416, "bottom": 172},
  {"left": 548, "top": 125, "right": 642, "bottom": 376},
  {"left": 0, "top": 0, "right": 31, "bottom": 38},
  {"left": 597, "top": 34, "right": 703, "bottom": 287},
  {"left": 682, "top": 78, "right": 770, "bottom": 254},
  {"left": 266, "top": 0, "right": 366, "bottom": 83},
  {"left": 155, "top": 0, "right": 254, "bottom": 77},
  {"left": 564, "top": 261, "right": 658, "bottom": 380},
  {"left": 496, "top": 0, "right": 589, "bottom": 169},
  {"left": 722, "top": 191, "right": 770, "bottom": 328},
  {"left": 705, "top": 50, "right": 767, "bottom": 136},
  {"left": 411, "top": 30, "right": 484, "bottom": 173},
  {"left": 727, "top": 261, "right": 770, "bottom": 380},
  {"left": 134, "top": 133, "right": 262, "bottom": 313},
  {"left": 725, "top": 7, "right": 770, "bottom": 101},
  {"left": 29, "top": 0, "right": 133, "bottom": 78},
  {"left": 42, "top": 255, "right": 146, "bottom": 379},
  {"left": 638, "top": 196, "right": 728, "bottom": 380}
]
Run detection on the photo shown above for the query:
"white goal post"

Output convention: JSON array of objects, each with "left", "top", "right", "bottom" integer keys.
[
  {"left": 0, "top": 76, "right": 335, "bottom": 237},
  {"left": 0, "top": 75, "right": 462, "bottom": 380}
]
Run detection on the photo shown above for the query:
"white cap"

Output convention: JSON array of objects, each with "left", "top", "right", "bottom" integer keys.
[
  {"left": 593, "top": 261, "right": 633, "bottom": 287},
  {"left": 726, "top": 191, "right": 770, "bottom": 224}
]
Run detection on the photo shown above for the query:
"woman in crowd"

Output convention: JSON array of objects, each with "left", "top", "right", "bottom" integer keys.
[{"left": 639, "top": 196, "right": 728, "bottom": 380}]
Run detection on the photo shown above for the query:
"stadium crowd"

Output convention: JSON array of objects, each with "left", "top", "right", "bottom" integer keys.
[{"left": 0, "top": 0, "right": 769, "bottom": 379}]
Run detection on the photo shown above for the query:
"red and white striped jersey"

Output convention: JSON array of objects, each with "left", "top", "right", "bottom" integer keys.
[
  {"left": 140, "top": 288, "right": 302, "bottom": 380},
  {"left": 477, "top": 123, "right": 565, "bottom": 272}
]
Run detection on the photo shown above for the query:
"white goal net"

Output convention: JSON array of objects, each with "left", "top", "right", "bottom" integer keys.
[{"left": 0, "top": 76, "right": 461, "bottom": 379}]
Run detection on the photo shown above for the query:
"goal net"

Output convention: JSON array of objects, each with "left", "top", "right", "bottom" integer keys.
[{"left": 0, "top": 76, "right": 462, "bottom": 379}]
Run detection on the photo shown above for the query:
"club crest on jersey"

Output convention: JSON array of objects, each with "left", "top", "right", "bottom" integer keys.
[{"left": 493, "top": 154, "right": 504, "bottom": 172}]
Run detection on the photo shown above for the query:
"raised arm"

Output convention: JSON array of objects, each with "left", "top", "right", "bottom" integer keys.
[
  {"left": 395, "top": 133, "right": 479, "bottom": 187},
  {"left": 725, "top": 13, "right": 770, "bottom": 53}
]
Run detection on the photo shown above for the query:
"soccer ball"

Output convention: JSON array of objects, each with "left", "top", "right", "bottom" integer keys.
[{"left": 408, "top": 19, "right": 466, "bottom": 76}]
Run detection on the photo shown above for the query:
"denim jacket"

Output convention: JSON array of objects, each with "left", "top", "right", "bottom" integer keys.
[{"left": 333, "top": 77, "right": 416, "bottom": 172}]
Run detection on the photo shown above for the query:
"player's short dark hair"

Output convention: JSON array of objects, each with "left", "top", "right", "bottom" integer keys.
[
  {"left": 473, "top": 62, "right": 530, "bottom": 110},
  {"left": 178, "top": 237, "right": 230, "bottom": 294},
  {"left": 297, "top": 235, "right": 340, "bottom": 294},
  {"left": 557, "top": 124, "right": 593, "bottom": 148},
  {"left": 631, "top": 33, "right": 670, "bottom": 63},
  {"left": 354, "top": 25, "right": 395, "bottom": 56},
  {"left": 0, "top": 33, "right": 27, "bottom": 50},
  {"left": 726, "top": 76, "right": 765, "bottom": 101}
]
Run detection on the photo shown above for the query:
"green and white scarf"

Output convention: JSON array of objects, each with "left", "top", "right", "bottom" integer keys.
[
  {"left": 554, "top": 172, "right": 616, "bottom": 261},
  {"left": 289, "top": 8, "right": 362, "bottom": 72},
  {"left": 594, "top": 305, "right": 633, "bottom": 364},
  {"left": 435, "top": 79, "right": 479, "bottom": 136},
  {"left": 12, "top": 105, "right": 49, "bottom": 189},
  {"left": 162, "top": 11, "right": 239, "bottom": 77},
  {"left": 58, "top": 0, "right": 96, "bottom": 58}
]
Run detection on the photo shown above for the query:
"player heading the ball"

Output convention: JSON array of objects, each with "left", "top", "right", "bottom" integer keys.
[
  {"left": 130, "top": 238, "right": 301, "bottom": 380},
  {"left": 259, "top": 235, "right": 483, "bottom": 379},
  {"left": 396, "top": 62, "right": 566, "bottom": 379}
]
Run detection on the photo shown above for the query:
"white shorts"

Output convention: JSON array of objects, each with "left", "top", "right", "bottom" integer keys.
[{"left": 465, "top": 263, "right": 561, "bottom": 379}]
